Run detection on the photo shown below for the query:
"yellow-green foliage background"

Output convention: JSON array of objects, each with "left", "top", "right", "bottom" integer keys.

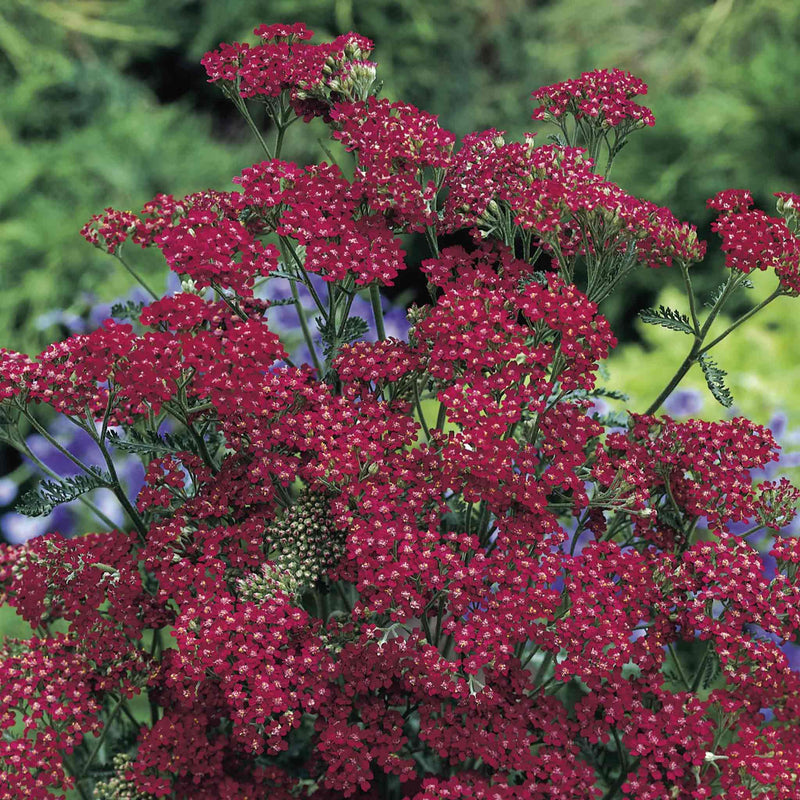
[{"left": 606, "top": 275, "right": 800, "bottom": 424}]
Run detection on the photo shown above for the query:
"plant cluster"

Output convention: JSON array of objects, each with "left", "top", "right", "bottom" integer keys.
[{"left": 2, "top": 21, "right": 800, "bottom": 800}]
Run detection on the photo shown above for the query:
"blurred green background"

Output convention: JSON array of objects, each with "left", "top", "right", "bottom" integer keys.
[{"left": 1, "top": 0, "right": 799, "bottom": 422}]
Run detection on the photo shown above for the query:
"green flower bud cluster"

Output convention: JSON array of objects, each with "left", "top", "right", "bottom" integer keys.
[
  {"left": 238, "top": 491, "right": 346, "bottom": 603},
  {"left": 237, "top": 561, "right": 300, "bottom": 602},
  {"left": 94, "top": 755, "right": 153, "bottom": 800}
]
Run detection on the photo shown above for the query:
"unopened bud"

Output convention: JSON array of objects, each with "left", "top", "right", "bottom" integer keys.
[{"left": 181, "top": 277, "right": 200, "bottom": 295}]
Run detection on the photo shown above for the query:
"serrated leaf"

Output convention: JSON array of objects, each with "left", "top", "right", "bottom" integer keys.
[
  {"left": 107, "top": 427, "right": 222, "bottom": 459},
  {"left": 591, "top": 387, "right": 629, "bottom": 402},
  {"left": 663, "top": 669, "right": 680, "bottom": 685},
  {"left": 704, "top": 281, "right": 727, "bottom": 309},
  {"left": 15, "top": 468, "right": 113, "bottom": 517},
  {"left": 639, "top": 305, "right": 694, "bottom": 335},
  {"left": 517, "top": 271, "right": 549, "bottom": 290},
  {"left": 575, "top": 385, "right": 629, "bottom": 403},
  {"left": 704, "top": 277, "right": 753, "bottom": 309},
  {"left": 110, "top": 299, "right": 145, "bottom": 322},
  {"left": 592, "top": 411, "right": 631, "bottom": 428},
  {"left": 702, "top": 649, "right": 722, "bottom": 690},
  {"left": 316, "top": 315, "right": 369, "bottom": 360},
  {"left": 699, "top": 354, "right": 733, "bottom": 407}
]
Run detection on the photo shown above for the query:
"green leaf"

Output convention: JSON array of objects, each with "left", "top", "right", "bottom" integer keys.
[
  {"left": 639, "top": 305, "right": 694, "bottom": 335},
  {"left": 702, "top": 648, "right": 722, "bottom": 690},
  {"left": 517, "top": 271, "right": 549, "bottom": 290},
  {"left": 699, "top": 354, "right": 734, "bottom": 407},
  {"left": 110, "top": 299, "right": 145, "bottom": 322},
  {"left": 265, "top": 298, "right": 298, "bottom": 307},
  {"left": 592, "top": 411, "right": 631, "bottom": 428},
  {"left": 316, "top": 315, "right": 369, "bottom": 361},
  {"left": 107, "top": 427, "right": 222, "bottom": 458},
  {"left": 15, "top": 468, "right": 113, "bottom": 517},
  {"left": 704, "top": 278, "right": 753, "bottom": 309}
]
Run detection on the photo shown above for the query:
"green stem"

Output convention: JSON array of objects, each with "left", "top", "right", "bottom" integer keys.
[
  {"left": 667, "top": 643, "right": 692, "bottom": 691},
  {"left": 16, "top": 404, "right": 100, "bottom": 476},
  {"left": 290, "top": 278, "right": 323, "bottom": 374},
  {"left": 274, "top": 123, "right": 286, "bottom": 160},
  {"left": 680, "top": 261, "right": 701, "bottom": 333},
  {"left": 230, "top": 92, "right": 273, "bottom": 158},
  {"left": 62, "top": 753, "right": 91, "bottom": 800},
  {"left": 475, "top": 502, "right": 491, "bottom": 548},
  {"left": 280, "top": 236, "right": 328, "bottom": 318},
  {"left": 334, "top": 581, "right": 354, "bottom": 613},
  {"left": 690, "top": 640, "right": 714, "bottom": 693},
  {"left": 89, "top": 417, "right": 148, "bottom": 538},
  {"left": 435, "top": 401, "right": 447, "bottom": 432},
  {"left": 601, "top": 757, "right": 640, "bottom": 800},
  {"left": 369, "top": 283, "right": 387, "bottom": 341},
  {"left": 701, "top": 285, "right": 783, "bottom": 351},
  {"left": 645, "top": 275, "right": 777, "bottom": 414},
  {"left": 424, "top": 225, "right": 439, "bottom": 258},
  {"left": 433, "top": 593, "right": 446, "bottom": 647},
  {"left": 210, "top": 282, "right": 248, "bottom": 321},
  {"left": 412, "top": 380, "right": 431, "bottom": 443},
  {"left": 118, "top": 698, "right": 141, "bottom": 727},
  {"left": 113, "top": 252, "right": 160, "bottom": 301},
  {"left": 78, "top": 694, "right": 126, "bottom": 778},
  {"left": 419, "top": 611, "right": 434, "bottom": 645},
  {"left": 644, "top": 339, "right": 703, "bottom": 415},
  {"left": 14, "top": 437, "right": 118, "bottom": 531}
]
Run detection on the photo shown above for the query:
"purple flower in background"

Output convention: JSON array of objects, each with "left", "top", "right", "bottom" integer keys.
[
  {"left": 0, "top": 512, "right": 51, "bottom": 545},
  {"left": 1, "top": 414, "right": 145, "bottom": 543},
  {"left": 588, "top": 397, "right": 609, "bottom": 419},
  {"left": 0, "top": 477, "right": 18, "bottom": 506},
  {"left": 1, "top": 504, "right": 72, "bottom": 545},
  {"left": 259, "top": 274, "right": 410, "bottom": 367},
  {"left": 664, "top": 388, "right": 704, "bottom": 417},
  {"left": 34, "top": 309, "right": 86, "bottom": 335}
]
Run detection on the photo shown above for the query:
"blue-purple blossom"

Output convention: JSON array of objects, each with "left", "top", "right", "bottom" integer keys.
[{"left": 663, "top": 388, "right": 704, "bottom": 417}]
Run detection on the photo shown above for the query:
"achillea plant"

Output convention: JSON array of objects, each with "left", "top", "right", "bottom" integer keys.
[{"left": 2, "top": 21, "right": 800, "bottom": 800}]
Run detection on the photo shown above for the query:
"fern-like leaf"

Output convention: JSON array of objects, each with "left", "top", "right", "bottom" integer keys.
[
  {"left": 699, "top": 354, "right": 733, "bottom": 407},
  {"left": 702, "top": 648, "right": 722, "bottom": 690},
  {"left": 16, "top": 468, "right": 113, "bottom": 517},
  {"left": 110, "top": 300, "right": 146, "bottom": 322},
  {"left": 316, "top": 315, "right": 369, "bottom": 360},
  {"left": 107, "top": 427, "right": 224, "bottom": 459},
  {"left": 639, "top": 305, "right": 694, "bottom": 335},
  {"left": 704, "top": 278, "right": 753, "bottom": 309}
]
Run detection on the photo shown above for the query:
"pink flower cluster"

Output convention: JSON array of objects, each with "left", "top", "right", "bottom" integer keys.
[
  {"left": 531, "top": 68, "right": 656, "bottom": 130},
  {"left": 201, "top": 23, "right": 376, "bottom": 120},
  {"left": 708, "top": 190, "right": 800, "bottom": 294},
  {"left": 442, "top": 133, "right": 705, "bottom": 272},
  {"left": 331, "top": 98, "right": 455, "bottom": 231},
  {"left": 2, "top": 20, "right": 800, "bottom": 800}
]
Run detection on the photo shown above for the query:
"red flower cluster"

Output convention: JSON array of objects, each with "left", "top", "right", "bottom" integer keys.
[
  {"left": 202, "top": 23, "right": 376, "bottom": 120},
  {"left": 531, "top": 68, "right": 656, "bottom": 130},
  {"left": 709, "top": 190, "right": 800, "bottom": 294},
  {"left": 442, "top": 134, "right": 705, "bottom": 274},
  {"left": 331, "top": 98, "right": 455, "bottom": 231},
  {"left": 2, "top": 20, "right": 800, "bottom": 800}
]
